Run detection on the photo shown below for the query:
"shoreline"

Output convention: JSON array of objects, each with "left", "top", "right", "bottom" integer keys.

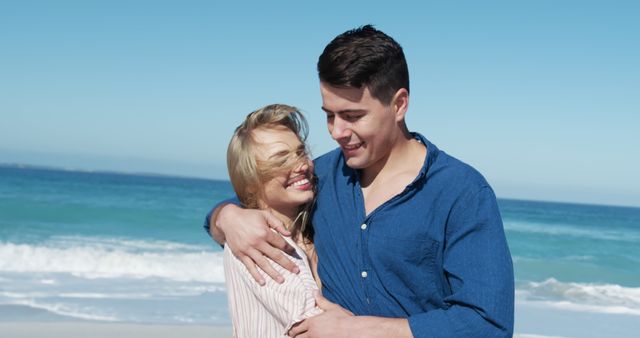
[
  {"left": 0, "top": 322, "right": 233, "bottom": 338},
  {"left": 2, "top": 304, "right": 639, "bottom": 338},
  {"left": 515, "top": 301, "right": 640, "bottom": 338},
  {"left": 0, "top": 321, "right": 558, "bottom": 338}
]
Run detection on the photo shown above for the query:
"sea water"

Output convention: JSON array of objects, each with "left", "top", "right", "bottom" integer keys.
[
  {"left": 0, "top": 166, "right": 229, "bottom": 324},
  {"left": 1, "top": 165, "right": 639, "bottom": 326}
]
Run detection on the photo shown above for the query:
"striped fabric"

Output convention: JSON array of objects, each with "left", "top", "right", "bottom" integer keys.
[{"left": 223, "top": 235, "right": 322, "bottom": 338}]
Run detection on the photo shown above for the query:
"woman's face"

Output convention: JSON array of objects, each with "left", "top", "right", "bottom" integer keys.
[{"left": 253, "top": 126, "right": 314, "bottom": 213}]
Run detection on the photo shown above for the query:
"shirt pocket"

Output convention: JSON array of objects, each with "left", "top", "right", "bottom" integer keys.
[{"left": 368, "top": 231, "right": 441, "bottom": 300}]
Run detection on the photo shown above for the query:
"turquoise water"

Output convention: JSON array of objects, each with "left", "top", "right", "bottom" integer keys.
[
  {"left": 504, "top": 199, "right": 640, "bottom": 286},
  {"left": 0, "top": 166, "right": 232, "bottom": 324},
  {"left": 1, "top": 165, "right": 639, "bottom": 325},
  {"left": 0, "top": 166, "right": 229, "bottom": 245}
]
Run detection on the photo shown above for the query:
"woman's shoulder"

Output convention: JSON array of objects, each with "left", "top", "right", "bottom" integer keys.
[{"left": 223, "top": 233, "right": 316, "bottom": 285}]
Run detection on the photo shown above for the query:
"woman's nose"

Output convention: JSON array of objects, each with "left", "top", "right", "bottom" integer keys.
[
  {"left": 293, "top": 157, "right": 311, "bottom": 173},
  {"left": 295, "top": 161, "right": 308, "bottom": 172}
]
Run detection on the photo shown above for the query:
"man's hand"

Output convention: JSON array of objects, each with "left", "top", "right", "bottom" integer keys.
[
  {"left": 289, "top": 294, "right": 354, "bottom": 338},
  {"left": 214, "top": 204, "right": 299, "bottom": 285},
  {"left": 289, "top": 294, "right": 413, "bottom": 338}
]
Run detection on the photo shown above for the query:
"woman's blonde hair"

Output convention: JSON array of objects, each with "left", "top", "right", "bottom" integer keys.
[{"left": 227, "top": 104, "right": 314, "bottom": 242}]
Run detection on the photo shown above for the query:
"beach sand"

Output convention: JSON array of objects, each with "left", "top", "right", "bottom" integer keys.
[
  {"left": 0, "top": 322, "right": 547, "bottom": 338},
  {"left": 3, "top": 301, "right": 639, "bottom": 338},
  {"left": 2, "top": 303, "right": 637, "bottom": 338},
  {"left": 0, "top": 322, "right": 232, "bottom": 338}
]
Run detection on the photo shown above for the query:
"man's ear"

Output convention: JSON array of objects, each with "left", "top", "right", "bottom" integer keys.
[{"left": 391, "top": 88, "right": 409, "bottom": 122}]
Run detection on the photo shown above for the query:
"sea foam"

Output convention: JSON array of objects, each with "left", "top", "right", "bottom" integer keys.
[
  {"left": 4, "top": 299, "right": 120, "bottom": 322},
  {"left": 0, "top": 240, "right": 225, "bottom": 283},
  {"left": 518, "top": 278, "right": 640, "bottom": 316}
]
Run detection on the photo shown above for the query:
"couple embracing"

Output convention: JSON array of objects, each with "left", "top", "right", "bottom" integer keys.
[{"left": 205, "top": 25, "right": 514, "bottom": 338}]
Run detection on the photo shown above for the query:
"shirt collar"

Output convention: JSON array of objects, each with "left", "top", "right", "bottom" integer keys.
[
  {"left": 342, "top": 132, "right": 438, "bottom": 187},
  {"left": 409, "top": 132, "right": 436, "bottom": 187}
]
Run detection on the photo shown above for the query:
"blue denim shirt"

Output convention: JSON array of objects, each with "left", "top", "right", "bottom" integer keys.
[{"left": 206, "top": 133, "right": 514, "bottom": 337}]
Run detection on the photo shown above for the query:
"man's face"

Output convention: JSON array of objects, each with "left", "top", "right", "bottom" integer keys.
[{"left": 320, "top": 82, "right": 398, "bottom": 170}]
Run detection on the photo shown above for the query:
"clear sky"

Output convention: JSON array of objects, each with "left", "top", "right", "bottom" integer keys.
[{"left": 1, "top": 1, "right": 638, "bottom": 207}]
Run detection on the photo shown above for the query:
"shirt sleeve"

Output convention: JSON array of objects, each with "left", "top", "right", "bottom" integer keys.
[
  {"left": 223, "top": 245, "right": 323, "bottom": 336},
  {"left": 203, "top": 196, "right": 241, "bottom": 240},
  {"left": 407, "top": 186, "right": 514, "bottom": 338}
]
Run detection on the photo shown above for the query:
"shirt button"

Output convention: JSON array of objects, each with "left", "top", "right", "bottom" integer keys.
[
  {"left": 360, "top": 223, "right": 367, "bottom": 230},
  {"left": 361, "top": 271, "right": 368, "bottom": 278}
]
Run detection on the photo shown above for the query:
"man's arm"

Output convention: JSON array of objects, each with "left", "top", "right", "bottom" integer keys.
[
  {"left": 203, "top": 199, "right": 300, "bottom": 284},
  {"left": 204, "top": 199, "right": 233, "bottom": 245},
  {"left": 289, "top": 295, "right": 412, "bottom": 338},
  {"left": 406, "top": 186, "right": 514, "bottom": 337}
]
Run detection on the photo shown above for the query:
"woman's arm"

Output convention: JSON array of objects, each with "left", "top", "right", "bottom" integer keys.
[
  {"left": 205, "top": 201, "right": 299, "bottom": 284},
  {"left": 224, "top": 241, "right": 322, "bottom": 336}
]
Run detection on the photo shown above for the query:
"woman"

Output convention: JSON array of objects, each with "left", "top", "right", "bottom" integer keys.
[{"left": 223, "top": 104, "right": 321, "bottom": 337}]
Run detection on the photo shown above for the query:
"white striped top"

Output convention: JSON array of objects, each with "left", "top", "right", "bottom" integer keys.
[{"left": 223, "top": 235, "right": 322, "bottom": 338}]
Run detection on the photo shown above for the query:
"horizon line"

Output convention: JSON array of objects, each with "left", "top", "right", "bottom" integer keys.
[{"left": 3, "top": 162, "right": 639, "bottom": 210}]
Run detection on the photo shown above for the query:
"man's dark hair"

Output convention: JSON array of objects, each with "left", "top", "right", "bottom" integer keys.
[{"left": 317, "top": 25, "right": 409, "bottom": 105}]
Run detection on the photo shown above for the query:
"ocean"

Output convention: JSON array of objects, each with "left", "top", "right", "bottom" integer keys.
[{"left": 1, "top": 165, "right": 639, "bottom": 334}]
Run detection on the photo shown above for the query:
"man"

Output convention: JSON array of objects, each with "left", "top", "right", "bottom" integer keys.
[{"left": 206, "top": 25, "right": 514, "bottom": 337}]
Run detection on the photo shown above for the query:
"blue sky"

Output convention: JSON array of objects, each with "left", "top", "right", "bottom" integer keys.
[{"left": 1, "top": 1, "right": 638, "bottom": 207}]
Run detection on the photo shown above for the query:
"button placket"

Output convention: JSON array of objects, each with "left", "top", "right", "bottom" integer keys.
[{"left": 359, "top": 218, "right": 372, "bottom": 310}]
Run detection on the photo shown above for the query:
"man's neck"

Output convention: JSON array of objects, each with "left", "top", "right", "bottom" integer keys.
[{"left": 360, "top": 133, "right": 426, "bottom": 188}]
